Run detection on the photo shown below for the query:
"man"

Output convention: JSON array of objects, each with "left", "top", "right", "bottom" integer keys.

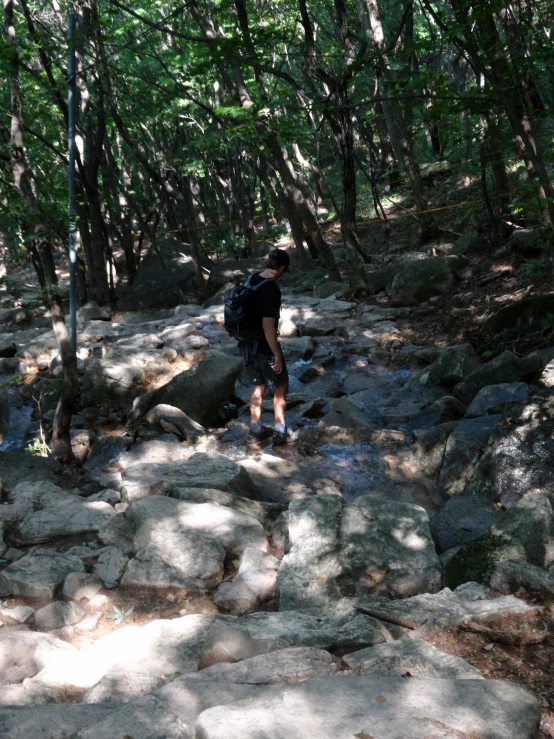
[{"left": 242, "top": 248, "right": 298, "bottom": 445}]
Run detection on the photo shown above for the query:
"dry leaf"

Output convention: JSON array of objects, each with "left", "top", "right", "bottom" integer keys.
[{"left": 375, "top": 694, "right": 386, "bottom": 703}]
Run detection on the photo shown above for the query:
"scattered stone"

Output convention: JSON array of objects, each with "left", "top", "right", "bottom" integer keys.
[
  {"left": 490, "top": 559, "right": 554, "bottom": 597},
  {"left": 93, "top": 546, "right": 129, "bottom": 584},
  {"left": 455, "top": 350, "right": 523, "bottom": 405},
  {"left": 214, "top": 547, "right": 280, "bottom": 614},
  {"left": 34, "top": 601, "right": 86, "bottom": 631},
  {"left": 343, "top": 638, "right": 483, "bottom": 679},
  {"left": 460, "top": 605, "right": 548, "bottom": 645},
  {"left": 63, "top": 572, "right": 104, "bottom": 601},
  {"left": 0, "top": 549, "right": 85, "bottom": 599},
  {"left": 465, "top": 382, "right": 529, "bottom": 418},
  {"left": 419, "top": 343, "right": 481, "bottom": 388},
  {"left": 195, "top": 674, "right": 540, "bottom": 739}
]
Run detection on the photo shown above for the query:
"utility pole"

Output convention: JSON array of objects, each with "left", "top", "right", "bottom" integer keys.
[{"left": 67, "top": 10, "right": 77, "bottom": 354}]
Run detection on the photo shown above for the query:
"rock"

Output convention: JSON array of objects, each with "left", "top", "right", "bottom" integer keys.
[
  {"left": 82, "top": 358, "right": 146, "bottom": 405},
  {"left": 93, "top": 546, "right": 129, "bottom": 584},
  {"left": 487, "top": 293, "right": 554, "bottom": 336},
  {"left": 357, "top": 588, "right": 536, "bottom": 629},
  {"left": 146, "top": 404, "right": 206, "bottom": 441},
  {"left": 0, "top": 549, "right": 85, "bottom": 599},
  {"left": 0, "top": 341, "right": 17, "bottom": 358},
  {"left": 297, "top": 355, "right": 336, "bottom": 383},
  {"left": 460, "top": 604, "right": 548, "bottom": 645},
  {"left": 121, "top": 451, "right": 258, "bottom": 501},
  {"left": 17, "top": 501, "right": 116, "bottom": 545},
  {"left": 490, "top": 559, "right": 554, "bottom": 597},
  {"left": 465, "top": 382, "right": 529, "bottom": 417},
  {"left": 0, "top": 605, "right": 34, "bottom": 624},
  {"left": 313, "top": 281, "right": 348, "bottom": 299},
  {"left": 70, "top": 429, "right": 95, "bottom": 463},
  {"left": 0, "top": 521, "right": 5, "bottom": 557},
  {"left": 63, "top": 572, "right": 104, "bottom": 601},
  {"left": 438, "top": 415, "right": 501, "bottom": 496},
  {"left": 455, "top": 351, "right": 523, "bottom": 404},
  {"left": 343, "top": 638, "right": 483, "bottom": 679},
  {"left": 444, "top": 491, "right": 554, "bottom": 588},
  {"left": 393, "top": 422, "right": 458, "bottom": 480},
  {"left": 0, "top": 451, "right": 60, "bottom": 489},
  {"left": 389, "top": 256, "right": 461, "bottom": 306},
  {"left": 101, "top": 347, "right": 171, "bottom": 376},
  {"left": 279, "top": 336, "right": 315, "bottom": 361},
  {"left": 83, "top": 435, "right": 127, "bottom": 471},
  {"left": 192, "top": 646, "right": 337, "bottom": 684},
  {"left": 169, "top": 488, "right": 284, "bottom": 530},
  {"left": 419, "top": 343, "right": 481, "bottom": 388},
  {"left": 0, "top": 393, "right": 9, "bottom": 444},
  {"left": 0, "top": 629, "right": 78, "bottom": 683},
  {"left": 34, "top": 601, "right": 86, "bottom": 631},
  {"left": 509, "top": 228, "right": 541, "bottom": 255},
  {"left": 134, "top": 350, "right": 243, "bottom": 427},
  {"left": 454, "top": 581, "right": 493, "bottom": 600},
  {"left": 520, "top": 346, "right": 554, "bottom": 378},
  {"left": 7, "top": 480, "right": 74, "bottom": 510},
  {"left": 82, "top": 672, "right": 167, "bottom": 704},
  {"left": 87, "top": 488, "right": 121, "bottom": 505},
  {"left": 207, "top": 258, "right": 265, "bottom": 292},
  {"left": 430, "top": 493, "right": 499, "bottom": 552},
  {"left": 425, "top": 394, "right": 468, "bottom": 423},
  {"left": 195, "top": 674, "right": 540, "bottom": 739},
  {"left": 117, "top": 439, "right": 188, "bottom": 470},
  {"left": 452, "top": 230, "right": 484, "bottom": 254},
  {"left": 214, "top": 548, "right": 280, "bottom": 614},
  {"left": 296, "top": 317, "right": 349, "bottom": 338},
  {"left": 77, "top": 301, "right": 110, "bottom": 323}
]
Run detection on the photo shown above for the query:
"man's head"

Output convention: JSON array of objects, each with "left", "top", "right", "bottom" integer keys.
[{"left": 265, "top": 248, "right": 290, "bottom": 277}]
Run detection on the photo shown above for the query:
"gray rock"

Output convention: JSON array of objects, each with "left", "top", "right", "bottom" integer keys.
[
  {"left": 17, "top": 500, "right": 116, "bottom": 545},
  {"left": 430, "top": 493, "right": 499, "bottom": 552},
  {"left": 214, "top": 548, "right": 279, "bottom": 614},
  {"left": 0, "top": 393, "right": 9, "bottom": 444},
  {"left": 121, "top": 451, "right": 258, "bottom": 501},
  {"left": 454, "top": 581, "right": 493, "bottom": 600},
  {"left": 82, "top": 671, "right": 167, "bottom": 703},
  {"left": 169, "top": 487, "right": 284, "bottom": 530},
  {"left": 343, "top": 638, "right": 483, "bottom": 679},
  {"left": 394, "top": 422, "right": 457, "bottom": 480},
  {"left": 63, "top": 572, "right": 104, "bottom": 601},
  {"left": 195, "top": 674, "right": 540, "bottom": 739},
  {"left": 7, "top": 480, "right": 75, "bottom": 511},
  {"left": 117, "top": 439, "right": 188, "bottom": 470},
  {"left": 134, "top": 350, "right": 244, "bottom": 427},
  {"left": 0, "top": 451, "right": 61, "bottom": 489},
  {"left": 0, "top": 629, "right": 77, "bottom": 683},
  {"left": 357, "top": 588, "right": 536, "bottom": 629},
  {"left": 77, "top": 301, "right": 109, "bottom": 323},
  {"left": 70, "top": 429, "right": 95, "bottom": 463},
  {"left": 0, "top": 605, "right": 34, "bottom": 624},
  {"left": 296, "top": 317, "right": 350, "bottom": 338},
  {"left": 34, "top": 601, "right": 86, "bottom": 631},
  {"left": 453, "top": 230, "right": 484, "bottom": 254},
  {"left": 0, "top": 521, "right": 5, "bottom": 557},
  {"left": 207, "top": 258, "right": 265, "bottom": 292},
  {"left": 438, "top": 415, "right": 501, "bottom": 496},
  {"left": 490, "top": 559, "right": 554, "bottom": 597},
  {"left": 83, "top": 435, "right": 127, "bottom": 471},
  {"left": 313, "top": 281, "right": 348, "bottom": 299},
  {"left": 444, "top": 490, "right": 554, "bottom": 588},
  {"left": 509, "top": 228, "right": 541, "bottom": 254},
  {"left": 0, "top": 705, "right": 115, "bottom": 737},
  {"left": 82, "top": 358, "right": 146, "bottom": 404},
  {"left": 279, "top": 337, "right": 315, "bottom": 361},
  {"left": 465, "top": 382, "right": 529, "bottom": 418},
  {"left": 86, "top": 488, "right": 121, "bottom": 505},
  {"left": 146, "top": 404, "right": 206, "bottom": 441},
  {"left": 455, "top": 350, "right": 523, "bottom": 404},
  {"left": 389, "top": 256, "right": 461, "bottom": 306},
  {"left": 0, "top": 549, "right": 85, "bottom": 599},
  {"left": 93, "top": 546, "right": 129, "bottom": 584},
  {"left": 192, "top": 646, "right": 336, "bottom": 684},
  {"left": 419, "top": 343, "right": 481, "bottom": 388}
]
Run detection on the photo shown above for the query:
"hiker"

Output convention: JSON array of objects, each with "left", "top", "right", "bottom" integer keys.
[{"left": 227, "top": 249, "right": 298, "bottom": 445}]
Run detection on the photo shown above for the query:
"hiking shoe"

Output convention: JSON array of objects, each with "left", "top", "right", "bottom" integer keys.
[
  {"left": 246, "top": 425, "right": 273, "bottom": 443},
  {"left": 272, "top": 426, "right": 299, "bottom": 446}
]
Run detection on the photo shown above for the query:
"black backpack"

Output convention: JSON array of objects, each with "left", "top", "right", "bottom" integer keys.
[{"left": 224, "top": 274, "right": 270, "bottom": 343}]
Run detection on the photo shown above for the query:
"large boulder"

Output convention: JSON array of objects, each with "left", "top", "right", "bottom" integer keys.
[
  {"left": 195, "top": 675, "right": 540, "bottom": 739},
  {"left": 419, "top": 343, "right": 481, "bottom": 388},
  {"left": 207, "top": 258, "right": 265, "bottom": 293},
  {"left": 430, "top": 493, "right": 500, "bottom": 553},
  {"left": 465, "top": 382, "right": 529, "bottom": 418},
  {"left": 16, "top": 501, "right": 116, "bottom": 545},
  {"left": 0, "top": 629, "right": 78, "bottom": 683},
  {"left": 82, "top": 359, "right": 146, "bottom": 405},
  {"left": 454, "top": 350, "right": 523, "bottom": 404},
  {"left": 444, "top": 490, "right": 554, "bottom": 588},
  {"left": 389, "top": 256, "right": 462, "bottom": 306},
  {"left": 133, "top": 350, "right": 243, "bottom": 427},
  {"left": 0, "top": 452, "right": 60, "bottom": 489}
]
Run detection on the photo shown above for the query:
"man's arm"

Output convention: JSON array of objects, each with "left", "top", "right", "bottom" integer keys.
[{"left": 262, "top": 317, "right": 283, "bottom": 374}]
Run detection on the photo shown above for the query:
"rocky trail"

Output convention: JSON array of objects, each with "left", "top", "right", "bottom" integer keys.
[{"left": 1, "top": 243, "right": 554, "bottom": 738}]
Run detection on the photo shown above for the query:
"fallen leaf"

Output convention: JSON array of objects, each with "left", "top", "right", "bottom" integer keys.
[{"left": 375, "top": 694, "right": 386, "bottom": 703}]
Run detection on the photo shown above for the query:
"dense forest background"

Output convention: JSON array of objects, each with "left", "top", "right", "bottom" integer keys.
[{"left": 1, "top": 0, "right": 553, "bottom": 302}]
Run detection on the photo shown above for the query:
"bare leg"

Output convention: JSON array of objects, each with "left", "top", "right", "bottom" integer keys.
[
  {"left": 273, "top": 384, "right": 288, "bottom": 426},
  {"left": 250, "top": 384, "right": 266, "bottom": 425}
]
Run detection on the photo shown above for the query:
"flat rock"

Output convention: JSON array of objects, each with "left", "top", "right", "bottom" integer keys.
[
  {"left": 430, "top": 492, "right": 499, "bottom": 552},
  {"left": 0, "top": 549, "right": 85, "bottom": 599},
  {"left": 93, "top": 546, "right": 129, "bottom": 584},
  {"left": 7, "top": 480, "right": 75, "bottom": 511},
  {"left": 214, "top": 548, "right": 279, "bottom": 614},
  {"left": 0, "top": 605, "right": 34, "bottom": 624},
  {"left": 0, "top": 704, "right": 114, "bottom": 738},
  {"left": 17, "top": 501, "right": 116, "bottom": 545},
  {"left": 121, "top": 451, "right": 258, "bottom": 501},
  {"left": 169, "top": 487, "right": 284, "bottom": 529},
  {"left": 490, "top": 559, "right": 554, "bottom": 597},
  {"left": 343, "top": 638, "right": 483, "bottom": 679},
  {"left": 465, "top": 382, "right": 529, "bottom": 418},
  {"left": 34, "top": 601, "right": 86, "bottom": 631},
  {"left": 455, "top": 350, "right": 523, "bottom": 404},
  {"left": 195, "top": 675, "right": 541, "bottom": 739},
  {"left": 117, "top": 439, "right": 189, "bottom": 469},
  {"left": 82, "top": 671, "right": 167, "bottom": 704}
]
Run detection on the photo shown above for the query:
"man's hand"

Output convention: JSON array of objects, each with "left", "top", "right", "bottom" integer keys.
[{"left": 272, "top": 354, "right": 283, "bottom": 375}]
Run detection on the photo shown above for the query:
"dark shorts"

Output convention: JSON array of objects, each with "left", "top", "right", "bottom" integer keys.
[{"left": 244, "top": 351, "right": 289, "bottom": 389}]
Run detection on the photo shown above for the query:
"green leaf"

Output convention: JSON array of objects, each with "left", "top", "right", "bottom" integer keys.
[
  {"left": 104, "top": 581, "right": 118, "bottom": 590},
  {"left": 232, "top": 559, "right": 240, "bottom": 567},
  {"left": 169, "top": 672, "right": 181, "bottom": 680}
]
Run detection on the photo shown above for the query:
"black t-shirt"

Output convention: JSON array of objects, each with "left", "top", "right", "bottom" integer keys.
[{"left": 249, "top": 273, "right": 281, "bottom": 355}]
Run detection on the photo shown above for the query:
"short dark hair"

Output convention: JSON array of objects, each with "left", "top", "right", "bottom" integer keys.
[
  {"left": 265, "top": 248, "right": 290, "bottom": 272},
  {"left": 265, "top": 255, "right": 283, "bottom": 271}
]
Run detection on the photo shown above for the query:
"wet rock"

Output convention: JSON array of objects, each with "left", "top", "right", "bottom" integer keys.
[
  {"left": 430, "top": 493, "right": 499, "bottom": 552},
  {"left": 388, "top": 421, "right": 457, "bottom": 481},
  {"left": 93, "top": 545, "right": 129, "bottom": 584},
  {"left": 83, "top": 435, "right": 128, "bottom": 471},
  {"left": 343, "top": 638, "right": 483, "bottom": 679},
  {"left": 454, "top": 350, "right": 523, "bottom": 404},
  {"left": 117, "top": 439, "right": 188, "bottom": 470},
  {"left": 214, "top": 548, "right": 280, "bottom": 614},
  {"left": 0, "top": 549, "right": 85, "bottom": 599},
  {"left": 419, "top": 343, "right": 481, "bottom": 388},
  {"left": 63, "top": 572, "right": 104, "bottom": 601},
  {"left": 195, "top": 674, "right": 540, "bottom": 739},
  {"left": 34, "top": 601, "right": 86, "bottom": 631},
  {"left": 444, "top": 491, "right": 554, "bottom": 588},
  {"left": 17, "top": 500, "right": 116, "bottom": 545},
  {"left": 0, "top": 629, "right": 78, "bottom": 683},
  {"left": 298, "top": 355, "right": 336, "bottom": 383},
  {"left": 490, "top": 559, "right": 554, "bottom": 597},
  {"left": 439, "top": 415, "right": 501, "bottom": 496},
  {"left": 121, "top": 451, "right": 258, "bottom": 500},
  {"left": 389, "top": 256, "right": 462, "bottom": 306},
  {"left": 146, "top": 404, "right": 206, "bottom": 441},
  {"left": 193, "top": 646, "right": 336, "bottom": 684},
  {"left": 134, "top": 350, "right": 243, "bottom": 427},
  {"left": 465, "top": 382, "right": 529, "bottom": 418}
]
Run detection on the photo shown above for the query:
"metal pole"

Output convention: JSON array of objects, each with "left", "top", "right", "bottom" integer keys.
[{"left": 67, "top": 11, "right": 77, "bottom": 355}]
